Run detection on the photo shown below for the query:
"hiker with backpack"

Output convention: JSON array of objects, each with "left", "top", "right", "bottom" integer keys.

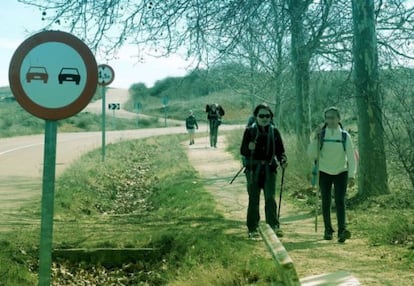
[
  {"left": 240, "top": 103, "right": 287, "bottom": 239},
  {"left": 185, "top": 110, "right": 199, "bottom": 145},
  {"left": 205, "top": 103, "right": 225, "bottom": 148},
  {"left": 307, "top": 106, "right": 357, "bottom": 243}
]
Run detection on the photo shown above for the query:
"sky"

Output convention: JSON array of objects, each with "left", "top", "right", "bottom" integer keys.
[{"left": 0, "top": 1, "right": 192, "bottom": 89}]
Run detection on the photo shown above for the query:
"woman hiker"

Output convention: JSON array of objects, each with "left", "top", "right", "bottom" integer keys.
[
  {"left": 240, "top": 103, "right": 287, "bottom": 239},
  {"left": 307, "top": 106, "right": 357, "bottom": 243}
]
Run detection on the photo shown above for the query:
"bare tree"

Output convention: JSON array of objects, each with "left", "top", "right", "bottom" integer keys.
[
  {"left": 286, "top": 0, "right": 337, "bottom": 150},
  {"left": 19, "top": 0, "right": 326, "bottom": 142},
  {"left": 18, "top": 0, "right": 414, "bottom": 198}
]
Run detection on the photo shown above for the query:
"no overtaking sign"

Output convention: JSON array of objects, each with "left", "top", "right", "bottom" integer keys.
[
  {"left": 8, "top": 30, "right": 98, "bottom": 286},
  {"left": 8, "top": 30, "right": 98, "bottom": 120}
]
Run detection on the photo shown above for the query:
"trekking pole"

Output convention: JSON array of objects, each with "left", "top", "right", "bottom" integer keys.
[
  {"left": 206, "top": 120, "right": 209, "bottom": 147},
  {"left": 313, "top": 134, "right": 321, "bottom": 233},
  {"left": 229, "top": 166, "right": 245, "bottom": 184},
  {"left": 277, "top": 166, "right": 286, "bottom": 221}
]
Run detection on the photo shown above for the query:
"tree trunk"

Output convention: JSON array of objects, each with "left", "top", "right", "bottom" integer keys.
[
  {"left": 352, "top": 0, "right": 389, "bottom": 196},
  {"left": 290, "top": 1, "right": 310, "bottom": 151}
]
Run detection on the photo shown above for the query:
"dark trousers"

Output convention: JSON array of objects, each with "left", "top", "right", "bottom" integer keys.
[
  {"left": 245, "top": 166, "right": 278, "bottom": 232},
  {"left": 319, "top": 171, "right": 348, "bottom": 233},
  {"left": 209, "top": 120, "right": 219, "bottom": 147}
]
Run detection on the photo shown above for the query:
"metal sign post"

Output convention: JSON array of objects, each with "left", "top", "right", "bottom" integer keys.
[
  {"left": 112, "top": 109, "right": 116, "bottom": 129},
  {"left": 135, "top": 102, "right": 141, "bottom": 128},
  {"left": 108, "top": 103, "right": 120, "bottom": 130},
  {"left": 97, "top": 64, "right": 115, "bottom": 162},
  {"left": 162, "top": 96, "right": 169, "bottom": 127},
  {"left": 8, "top": 30, "right": 98, "bottom": 286},
  {"left": 101, "top": 85, "right": 106, "bottom": 162},
  {"left": 38, "top": 120, "right": 57, "bottom": 285}
]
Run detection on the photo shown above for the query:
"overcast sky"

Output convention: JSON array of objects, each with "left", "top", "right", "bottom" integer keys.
[{"left": 0, "top": 1, "right": 192, "bottom": 89}]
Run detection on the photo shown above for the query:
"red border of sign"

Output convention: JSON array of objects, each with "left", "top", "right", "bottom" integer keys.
[
  {"left": 98, "top": 64, "right": 115, "bottom": 86},
  {"left": 8, "top": 30, "right": 98, "bottom": 120}
]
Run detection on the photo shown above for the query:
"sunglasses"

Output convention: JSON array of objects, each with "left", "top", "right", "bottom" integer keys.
[{"left": 258, "top": 114, "right": 271, "bottom": 119}]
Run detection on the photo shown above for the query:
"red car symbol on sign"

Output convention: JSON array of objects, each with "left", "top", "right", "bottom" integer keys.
[{"left": 26, "top": 66, "right": 49, "bottom": 83}]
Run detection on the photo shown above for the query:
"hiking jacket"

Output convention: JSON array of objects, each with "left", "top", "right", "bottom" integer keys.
[
  {"left": 307, "top": 126, "right": 357, "bottom": 178},
  {"left": 207, "top": 109, "right": 220, "bottom": 121},
  {"left": 240, "top": 124, "right": 287, "bottom": 169},
  {"left": 186, "top": 115, "right": 198, "bottom": 129}
]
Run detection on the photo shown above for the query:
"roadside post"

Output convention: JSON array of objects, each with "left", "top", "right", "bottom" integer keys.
[
  {"left": 8, "top": 31, "right": 98, "bottom": 286},
  {"left": 97, "top": 64, "right": 115, "bottom": 162},
  {"left": 162, "top": 96, "right": 169, "bottom": 127},
  {"left": 134, "top": 102, "right": 141, "bottom": 128},
  {"left": 108, "top": 103, "right": 120, "bottom": 129}
]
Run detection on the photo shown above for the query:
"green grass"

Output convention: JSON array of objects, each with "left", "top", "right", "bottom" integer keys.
[
  {"left": 0, "top": 134, "right": 282, "bottom": 285},
  {"left": 0, "top": 89, "right": 161, "bottom": 138}
]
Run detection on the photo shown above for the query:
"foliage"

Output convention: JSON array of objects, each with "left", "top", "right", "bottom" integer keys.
[
  {"left": 129, "top": 64, "right": 253, "bottom": 100},
  {"left": 381, "top": 68, "right": 414, "bottom": 189}
]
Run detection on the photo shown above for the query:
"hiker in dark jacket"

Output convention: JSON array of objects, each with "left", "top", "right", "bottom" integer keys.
[
  {"left": 307, "top": 106, "right": 357, "bottom": 243},
  {"left": 185, "top": 110, "right": 198, "bottom": 145},
  {"left": 206, "top": 103, "right": 224, "bottom": 148},
  {"left": 240, "top": 103, "right": 287, "bottom": 239}
]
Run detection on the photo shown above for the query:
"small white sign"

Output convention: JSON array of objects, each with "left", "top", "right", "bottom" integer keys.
[{"left": 98, "top": 64, "right": 115, "bottom": 86}]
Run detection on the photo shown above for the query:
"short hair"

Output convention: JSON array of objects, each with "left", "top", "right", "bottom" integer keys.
[
  {"left": 324, "top": 106, "right": 341, "bottom": 119},
  {"left": 253, "top": 103, "right": 274, "bottom": 119}
]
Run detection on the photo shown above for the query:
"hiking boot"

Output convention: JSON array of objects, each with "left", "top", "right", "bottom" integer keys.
[
  {"left": 338, "top": 230, "right": 351, "bottom": 243},
  {"left": 248, "top": 230, "right": 260, "bottom": 240},
  {"left": 273, "top": 227, "right": 284, "bottom": 237},
  {"left": 324, "top": 230, "right": 333, "bottom": 240}
]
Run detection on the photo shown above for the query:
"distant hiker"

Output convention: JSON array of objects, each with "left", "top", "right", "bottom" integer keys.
[
  {"left": 240, "top": 103, "right": 287, "bottom": 239},
  {"left": 307, "top": 106, "right": 357, "bottom": 243},
  {"left": 186, "top": 110, "right": 199, "bottom": 145},
  {"left": 205, "top": 103, "right": 225, "bottom": 148}
]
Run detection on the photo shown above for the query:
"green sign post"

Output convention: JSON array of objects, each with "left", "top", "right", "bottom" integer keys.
[
  {"left": 101, "top": 85, "right": 106, "bottom": 161},
  {"left": 97, "top": 64, "right": 115, "bottom": 162},
  {"left": 8, "top": 31, "right": 98, "bottom": 285},
  {"left": 38, "top": 120, "right": 57, "bottom": 285}
]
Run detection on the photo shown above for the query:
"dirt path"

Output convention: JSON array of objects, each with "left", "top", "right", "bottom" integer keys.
[{"left": 186, "top": 135, "right": 413, "bottom": 286}]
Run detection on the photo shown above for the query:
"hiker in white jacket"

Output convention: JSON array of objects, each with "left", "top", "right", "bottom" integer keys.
[{"left": 307, "top": 106, "right": 357, "bottom": 243}]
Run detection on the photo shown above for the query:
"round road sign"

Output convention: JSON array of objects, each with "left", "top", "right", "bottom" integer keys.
[
  {"left": 98, "top": 64, "right": 115, "bottom": 86},
  {"left": 8, "top": 30, "right": 98, "bottom": 120}
]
